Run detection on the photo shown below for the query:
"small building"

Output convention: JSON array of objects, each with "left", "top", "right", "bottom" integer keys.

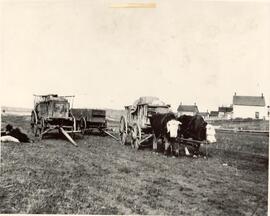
[
  {"left": 218, "top": 106, "right": 233, "bottom": 120},
  {"left": 177, "top": 103, "right": 199, "bottom": 117},
  {"left": 232, "top": 93, "right": 267, "bottom": 119},
  {"left": 198, "top": 111, "right": 210, "bottom": 120},
  {"left": 209, "top": 111, "right": 219, "bottom": 120}
]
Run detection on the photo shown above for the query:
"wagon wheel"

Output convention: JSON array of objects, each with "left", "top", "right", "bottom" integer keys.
[
  {"left": 36, "top": 118, "right": 45, "bottom": 139},
  {"left": 70, "top": 113, "right": 77, "bottom": 133},
  {"left": 131, "top": 123, "right": 141, "bottom": 150},
  {"left": 30, "top": 110, "right": 37, "bottom": 134},
  {"left": 79, "top": 117, "right": 87, "bottom": 135},
  {"left": 34, "top": 124, "right": 39, "bottom": 137},
  {"left": 119, "top": 116, "right": 127, "bottom": 145}
]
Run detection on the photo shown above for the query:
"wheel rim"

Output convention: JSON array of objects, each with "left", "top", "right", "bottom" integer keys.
[
  {"left": 38, "top": 118, "right": 45, "bottom": 139},
  {"left": 131, "top": 139, "right": 135, "bottom": 148},
  {"left": 31, "top": 114, "right": 34, "bottom": 132},
  {"left": 119, "top": 117, "right": 126, "bottom": 132},
  {"left": 121, "top": 132, "right": 127, "bottom": 145},
  {"left": 31, "top": 123, "right": 35, "bottom": 134},
  {"left": 31, "top": 111, "right": 37, "bottom": 134},
  {"left": 131, "top": 128, "right": 136, "bottom": 148},
  {"left": 134, "top": 138, "right": 139, "bottom": 149},
  {"left": 34, "top": 125, "right": 39, "bottom": 137},
  {"left": 80, "top": 118, "right": 86, "bottom": 134},
  {"left": 132, "top": 124, "right": 141, "bottom": 150},
  {"left": 119, "top": 116, "right": 127, "bottom": 145}
]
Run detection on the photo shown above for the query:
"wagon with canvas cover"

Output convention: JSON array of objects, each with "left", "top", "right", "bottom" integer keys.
[
  {"left": 119, "top": 97, "right": 171, "bottom": 149},
  {"left": 30, "top": 94, "right": 79, "bottom": 145}
]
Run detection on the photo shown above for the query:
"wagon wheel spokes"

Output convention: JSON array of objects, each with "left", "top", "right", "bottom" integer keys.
[
  {"left": 131, "top": 123, "right": 141, "bottom": 150},
  {"left": 119, "top": 116, "right": 127, "bottom": 145},
  {"left": 133, "top": 138, "right": 140, "bottom": 150},
  {"left": 35, "top": 123, "right": 41, "bottom": 137},
  {"left": 121, "top": 133, "right": 127, "bottom": 146},
  {"left": 31, "top": 110, "right": 37, "bottom": 134},
  {"left": 70, "top": 113, "right": 76, "bottom": 132},
  {"left": 37, "top": 118, "right": 45, "bottom": 139},
  {"left": 34, "top": 124, "right": 39, "bottom": 137}
]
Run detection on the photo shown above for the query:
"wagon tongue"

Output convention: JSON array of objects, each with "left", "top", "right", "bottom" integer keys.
[{"left": 59, "top": 127, "right": 78, "bottom": 146}]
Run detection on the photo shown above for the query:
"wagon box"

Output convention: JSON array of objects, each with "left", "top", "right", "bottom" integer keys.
[
  {"left": 70, "top": 108, "right": 107, "bottom": 134},
  {"left": 35, "top": 101, "right": 70, "bottom": 119}
]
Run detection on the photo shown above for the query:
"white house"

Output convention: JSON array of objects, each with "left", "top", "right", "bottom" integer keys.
[
  {"left": 232, "top": 93, "right": 267, "bottom": 119},
  {"left": 177, "top": 103, "right": 199, "bottom": 117}
]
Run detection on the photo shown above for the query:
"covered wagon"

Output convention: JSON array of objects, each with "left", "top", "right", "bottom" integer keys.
[
  {"left": 119, "top": 96, "right": 171, "bottom": 149},
  {"left": 30, "top": 94, "right": 78, "bottom": 145}
]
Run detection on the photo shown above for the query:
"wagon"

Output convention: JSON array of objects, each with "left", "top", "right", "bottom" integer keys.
[
  {"left": 30, "top": 94, "right": 79, "bottom": 145},
  {"left": 70, "top": 108, "right": 107, "bottom": 135},
  {"left": 119, "top": 97, "right": 171, "bottom": 149}
]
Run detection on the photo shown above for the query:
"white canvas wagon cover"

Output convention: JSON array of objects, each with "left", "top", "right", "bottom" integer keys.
[{"left": 130, "top": 96, "right": 168, "bottom": 113}]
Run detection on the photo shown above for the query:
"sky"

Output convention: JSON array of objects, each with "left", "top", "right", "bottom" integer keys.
[{"left": 0, "top": 0, "right": 270, "bottom": 112}]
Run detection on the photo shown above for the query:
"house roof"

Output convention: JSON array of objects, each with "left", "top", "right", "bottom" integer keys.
[
  {"left": 198, "top": 112, "right": 209, "bottom": 117},
  {"left": 218, "top": 106, "right": 233, "bottom": 112},
  {"left": 209, "top": 111, "right": 219, "bottom": 116},
  {"left": 233, "top": 95, "right": 265, "bottom": 107},
  {"left": 177, "top": 105, "right": 199, "bottom": 113}
]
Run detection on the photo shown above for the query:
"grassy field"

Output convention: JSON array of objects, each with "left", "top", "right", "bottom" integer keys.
[
  {"left": 0, "top": 115, "right": 268, "bottom": 215},
  {"left": 208, "top": 119, "right": 269, "bottom": 131}
]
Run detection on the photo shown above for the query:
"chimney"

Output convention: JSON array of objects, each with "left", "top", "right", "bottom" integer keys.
[
  {"left": 261, "top": 93, "right": 264, "bottom": 98},
  {"left": 194, "top": 102, "right": 196, "bottom": 106},
  {"left": 234, "top": 92, "right": 236, "bottom": 96}
]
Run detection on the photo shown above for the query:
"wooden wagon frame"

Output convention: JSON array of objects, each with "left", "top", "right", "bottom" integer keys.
[
  {"left": 70, "top": 108, "right": 107, "bottom": 135},
  {"left": 30, "top": 94, "right": 79, "bottom": 145},
  {"left": 119, "top": 100, "right": 171, "bottom": 149}
]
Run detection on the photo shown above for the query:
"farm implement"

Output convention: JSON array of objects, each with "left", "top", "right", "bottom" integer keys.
[
  {"left": 70, "top": 108, "right": 119, "bottom": 141},
  {"left": 70, "top": 108, "right": 107, "bottom": 134}
]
